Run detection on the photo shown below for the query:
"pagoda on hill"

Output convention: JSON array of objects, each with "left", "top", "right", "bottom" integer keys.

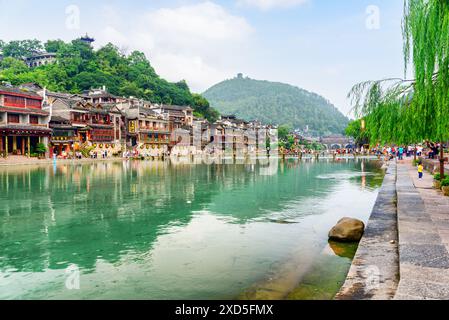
[{"left": 79, "top": 33, "right": 95, "bottom": 46}]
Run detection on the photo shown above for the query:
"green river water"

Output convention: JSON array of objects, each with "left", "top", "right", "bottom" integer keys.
[{"left": 0, "top": 158, "right": 384, "bottom": 300}]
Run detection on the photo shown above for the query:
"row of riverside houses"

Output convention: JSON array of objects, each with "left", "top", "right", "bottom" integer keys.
[{"left": 0, "top": 83, "right": 276, "bottom": 159}]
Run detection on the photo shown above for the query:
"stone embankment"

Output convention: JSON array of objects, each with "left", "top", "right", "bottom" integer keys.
[
  {"left": 337, "top": 160, "right": 449, "bottom": 300},
  {"left": 335, "top": 162, "right": 399, "bottom": 299}
]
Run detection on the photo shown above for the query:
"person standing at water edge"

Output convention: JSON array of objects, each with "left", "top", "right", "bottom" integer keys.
[{"left": 418, "top": 162, "right": 424, "bottom": 179}]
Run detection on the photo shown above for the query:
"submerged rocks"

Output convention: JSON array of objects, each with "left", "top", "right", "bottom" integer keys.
[{"left": 328, "top": 218, "right": 365, "bottom": 242}]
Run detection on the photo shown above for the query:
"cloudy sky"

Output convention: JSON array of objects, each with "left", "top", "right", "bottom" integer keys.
[{"left": 0, "top": 0, "right": 405, "bottom": 116}]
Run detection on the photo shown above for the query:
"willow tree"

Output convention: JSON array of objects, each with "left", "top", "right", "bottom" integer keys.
[{"left": 349, "top": 0, "right": 449, "bottom": 177}]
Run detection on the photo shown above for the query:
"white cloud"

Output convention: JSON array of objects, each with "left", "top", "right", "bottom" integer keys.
[
  {"left": 237, "top": 0, "right": 308, "bottom": 10},
  {"left": 152, "top": 53, "right": 227, "bottom": 92},
  {"left": 96, "top": 1, "right": 253, "bottom": 92}
]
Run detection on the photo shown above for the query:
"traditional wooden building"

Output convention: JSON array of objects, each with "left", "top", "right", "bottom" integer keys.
[
  {"left": 0, "top": 85, "right": 51, "bottom": 157},
  {"left": 50, "top": 98, "right": 123, "bottom": 155},
  {"left": 126, "top": 106, "right": 171, "bottom": 156},
  {"left": 49, "top": 116, "right": 78, "bottom": 156},
  {"left": 151, "top": 105, "right": 194, "bottom": 130}
]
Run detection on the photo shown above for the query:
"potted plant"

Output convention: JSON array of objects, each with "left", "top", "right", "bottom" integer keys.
[
  {"left": 442, "top": 178, "right": 449, "bottom": 196},
  {"left": 36, "top": 143, "right": 47, "bottom": 159}
]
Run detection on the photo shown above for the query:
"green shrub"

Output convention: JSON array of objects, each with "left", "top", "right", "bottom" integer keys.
[
  {"left": 36, "top": 143, "right": 47, "bottom": 155},
  {"left": 441, "top": 178, "right": 449, "bottom": 187},
  {"left": 80, "top": 146, "right": 95, "bottom": 158},
  {"left": 434, "top": 173, "right": 447, "bottom": 181}
]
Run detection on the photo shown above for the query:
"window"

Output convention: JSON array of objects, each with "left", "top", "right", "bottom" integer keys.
[
  {"left": 72, "top": 113, "right": 82, "bottom": 122},
  {"left": 30, "top": 116, "right": 39, "bottom": 124},
  {"left": 91, "top": 129, "right": 114, "bottom": 142},
  {"left": 4, "top": 95, "right": 26, "bottom": 108},
  {"left": 7, "top": 114, "right": 20, "bottom": 124},
  {"left": 27, "top": 99, "right": 41, "bottom": 108}
]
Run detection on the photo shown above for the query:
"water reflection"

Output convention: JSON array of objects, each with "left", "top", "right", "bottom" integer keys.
[{"left": 0, "top": 158, "right": 384, "bottom": 299}]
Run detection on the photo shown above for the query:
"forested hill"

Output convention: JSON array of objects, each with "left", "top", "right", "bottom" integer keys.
[
  {"left": 203, "top": 75, "right": 349, "bottom": 136},
  {"left": 0, "top": 38, "right": 219, "bottom": 121}
]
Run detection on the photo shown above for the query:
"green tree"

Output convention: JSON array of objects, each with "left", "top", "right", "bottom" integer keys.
[
  {"left": 2, "top": 40, "right": 43, "bottom": 58},
  {"left": 278, "top": 124, "right": 292, "bottom": 141},
  {"left": 45, "top": 40, "right": 66, "bottom": 53},
  {"left": 345, "top": 119, "right": 369, "bottom": 147},
  {"left": 349, "top": 0, "right": 449, "bottom": 177}
]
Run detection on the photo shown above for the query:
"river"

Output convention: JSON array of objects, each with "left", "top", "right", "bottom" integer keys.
[{"left": 0, "top": 158, "right": 384, "bottom": 300}]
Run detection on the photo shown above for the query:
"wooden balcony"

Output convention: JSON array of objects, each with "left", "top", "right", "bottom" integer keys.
[{"left": 140, "top": 127, "right": 170, "bottom": 134}]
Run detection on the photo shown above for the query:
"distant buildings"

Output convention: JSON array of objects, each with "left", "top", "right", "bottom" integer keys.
[
  {"left": 25, "top": 52, "right": 57, "bottom": 68},
  {"left": 23, "top": 34, "right": 95, "bottom": 69}
]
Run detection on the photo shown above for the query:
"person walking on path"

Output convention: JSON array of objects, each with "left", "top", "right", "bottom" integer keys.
[
  {"left": 418, "top": 162, "right": 424, "bottom": 179},
  {"left": 398, "top": 146, "right": 404, "bottom": 160}
]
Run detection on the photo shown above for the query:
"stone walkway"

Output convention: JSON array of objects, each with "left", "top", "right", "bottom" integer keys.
[
  {"left": 394, "top": 161, "right": 449, "bottom": 300},
  {"left": 0, "top": 155, "right": 125, "bottom": 166}
]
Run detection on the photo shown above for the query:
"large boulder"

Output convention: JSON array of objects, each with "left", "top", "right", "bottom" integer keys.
[{"left": 329, "top": 218, "right": 365, "bottom": 242}]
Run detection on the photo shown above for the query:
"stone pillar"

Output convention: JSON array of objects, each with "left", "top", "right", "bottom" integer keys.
[
  {"left": 21, "top": 138, "right": 25, "bottom": 156},
  {"left": 12, "top": 136, "right": 17, "bottom": 151},
  {"left": 0, "top": 136, "right": 3, "bottom": 152},
  {"left": 5, "top": 136, "right": 8, "bottom": 157}
]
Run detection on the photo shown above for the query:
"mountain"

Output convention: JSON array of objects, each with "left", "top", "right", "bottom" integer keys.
[{"left": 203, "top": 75, "right": 349, "bottom": 136}]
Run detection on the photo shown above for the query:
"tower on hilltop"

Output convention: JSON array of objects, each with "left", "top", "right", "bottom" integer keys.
[{"left": 79, "top": 33, "right": 95, "bottom": 46}]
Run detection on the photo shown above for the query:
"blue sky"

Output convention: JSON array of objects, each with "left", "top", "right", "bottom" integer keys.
[{"left": 0, "top": 0, "right": 405, "bottom": 116}]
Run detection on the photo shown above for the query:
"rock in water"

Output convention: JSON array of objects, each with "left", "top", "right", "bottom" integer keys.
[{"left": 328, "top": 218, "right": 365, "bottom": 242}]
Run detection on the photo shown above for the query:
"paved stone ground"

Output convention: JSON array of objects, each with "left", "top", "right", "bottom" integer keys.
[
  {"left": 394, "top": 161, "right": 449, "bottom": 300},
  {"left": 335, "top": 163, "right": 399, "bottom": 300},
  {"left": 0, "top": 155, "right": 125, "bottom": 166}
]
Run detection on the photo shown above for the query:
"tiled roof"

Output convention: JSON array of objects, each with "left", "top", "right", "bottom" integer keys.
[
  {"left": 158, "top": 105, "right": 193, "bottom": 111},
  {"left": 90, "top": 124, "right": 114, "bottom": 129},
  {"left": 50, "top": 116, "right": 70, "bottom": 123},
  {"left": 50, "top": 124, "right": 77, "bottom": 130},
  {"left": 0, "top": 86, "right": 42, "bottom": 99}
]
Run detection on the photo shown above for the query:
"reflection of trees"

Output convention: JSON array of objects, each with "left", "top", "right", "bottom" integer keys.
[
  {"left": 206, "top": 159, "right": 383, "bottom": 221},
  {"left": 0, "top": 159, "right": 383, "bottom": 273}
]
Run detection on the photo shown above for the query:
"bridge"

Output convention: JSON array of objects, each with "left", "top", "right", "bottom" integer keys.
[{"left": 320, "top": 134, "right": 354, "bottom": 150}]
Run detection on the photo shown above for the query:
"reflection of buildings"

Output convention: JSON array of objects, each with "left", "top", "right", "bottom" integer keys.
[{"left": 0, "top": 159, "right": 383, "bottom": 278}]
